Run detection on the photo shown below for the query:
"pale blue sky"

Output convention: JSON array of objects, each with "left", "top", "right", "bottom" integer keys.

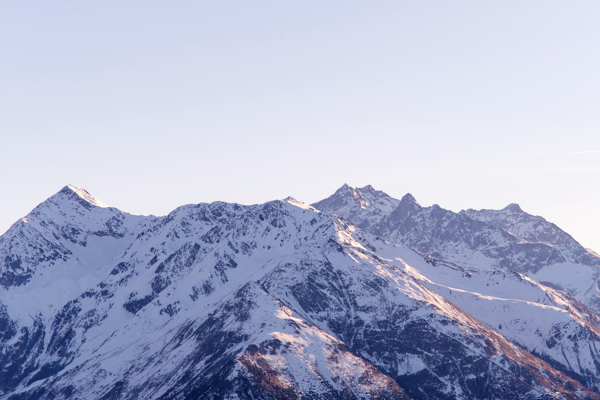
[{"left": 1, "top": 2, "right": 599, "bottom": 250}]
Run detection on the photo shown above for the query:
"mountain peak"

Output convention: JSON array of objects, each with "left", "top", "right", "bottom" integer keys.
[
  {"left": 57, "top": 185, "right": 109, "bottom": 209},
  {"left": 380, "top": 192, "right": 422, "bottom": 227},
  {"left": 360, "top": 184, "right": 375, "bottom": 192},
  {"left": 283, "top": 196, "right": 318, "bottom": 212},
  {"left": 327, "top": 184, "right": 365, "bottom": 205},
  {"left": 399, "top": 193, "right": 419, "bottom": 206},
  {"left": 502, "top": 203, "right": 523, "bottom": 213},
  {"left": 311, "top": 184, "right": 401, "bottom": 229},
  {"left": 353, "top": 184, "right": 399, "bottom": 211},
  {"left": 328, "top": 183, "right": 354, "bottom": 198}
]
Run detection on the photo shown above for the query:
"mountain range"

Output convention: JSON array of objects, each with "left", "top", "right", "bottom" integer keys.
[{"left": 1, "top": 184, "right": 599, "bottom": 399}]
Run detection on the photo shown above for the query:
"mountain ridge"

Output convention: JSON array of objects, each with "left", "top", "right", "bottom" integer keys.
[
  {"left": 315, "top": 184, "right": 600, "bottom": 309},
  {"left": 0, "top": 185, "right": 599, "bottom": 399}
]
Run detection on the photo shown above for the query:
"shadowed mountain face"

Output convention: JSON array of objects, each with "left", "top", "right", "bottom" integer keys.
[{"left": 0, "top": 186, "right": 600, "bottom": 399}]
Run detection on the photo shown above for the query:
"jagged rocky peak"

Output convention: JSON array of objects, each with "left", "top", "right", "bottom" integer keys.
[
  {"left": 311, "top": 184, "right": 401, "bottom": 230},
  {"left": 400, "top": 192, "right": 418, "bottom": 205},
  {"left": 398, "top": 193, "right": 420, "bottom": 211},
  {"left": 358, "top": 184, "right": 403, "bottom": 212},
  {"left": 333, "top": 183, "right": 371, "bottom": 209},
  {"left": 313, "top": 184, "right": 399, "bottom": 212},
  {"left": 356, "top": 184, "right": 400, "bottom": 211},
  {"left": 383, "top": 192, "right": 422, "bottom": 224},
  {"left": 503, "top": 203, "right": 524, "bottom": 213}
]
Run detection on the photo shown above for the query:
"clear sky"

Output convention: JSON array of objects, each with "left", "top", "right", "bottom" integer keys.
[{"left": 1, "top": 2, "right": 599, "bottom": 251}]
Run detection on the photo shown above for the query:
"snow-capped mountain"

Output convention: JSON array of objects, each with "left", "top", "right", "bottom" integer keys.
[
  {"left": 315, "top": 185, "right": 600, "bottom": 313},
  {"left": 1, "top": 185, "right": 600, "bottom": 399}
]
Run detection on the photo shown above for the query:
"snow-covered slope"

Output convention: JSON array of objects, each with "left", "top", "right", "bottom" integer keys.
[
  {"left": 1, "top": 186, "right": 600, "bottom": 399},
  {"left": 384, "top": 249, "right": 600, "bottom": 392}
]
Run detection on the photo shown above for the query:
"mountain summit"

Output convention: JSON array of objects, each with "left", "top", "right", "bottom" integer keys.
[
  {"left": 57, "top": 184, "right": 110, "bottom": 209},
  {"left": 311, "top": 184, "right": 400, "bottom": 229}
]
